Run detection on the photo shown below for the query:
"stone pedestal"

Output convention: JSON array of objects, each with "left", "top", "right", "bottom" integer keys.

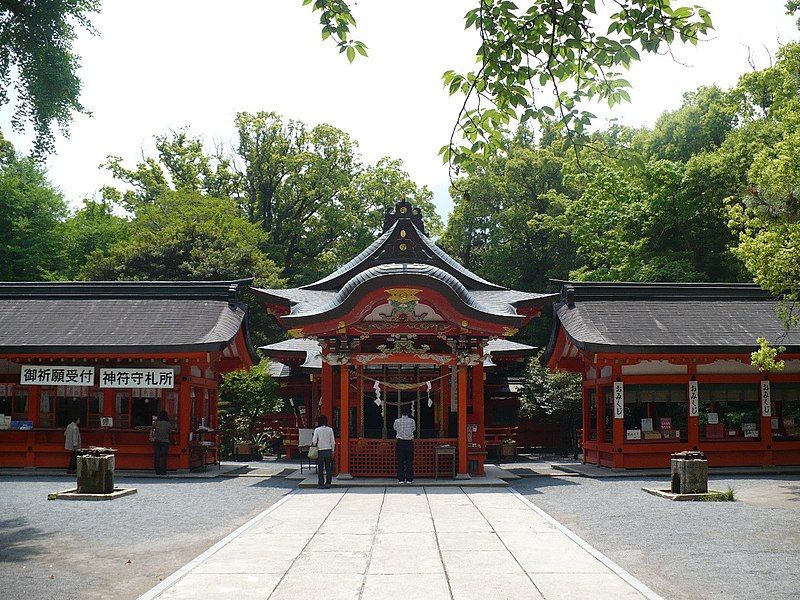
[
  {"left": 77, "top": 454, "right": 115, "bottom": 494},
  {"left": 670, "top": 451, "right": 708, "bottom": 494}
]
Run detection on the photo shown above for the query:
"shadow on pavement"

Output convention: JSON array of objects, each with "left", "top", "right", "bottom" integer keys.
[{"left": 0, "top": 517, "right": 48, "bottom": 563}]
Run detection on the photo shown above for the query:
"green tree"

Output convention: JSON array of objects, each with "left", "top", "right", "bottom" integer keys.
[
  {"left": 0, "top": 0, "right": 100, "bottom": 156},
  {"left": 219, "top": 359, "right": 282, "bottom": 450},
  {"left": 234, "top": 111, "right": 361, "bottom": 283},
  {"left": 332, "top": 157, "right": 442, "bottom": 264},
  {"left": 0, "top": 137, "right": 68, "bottom": 279},
  {"left": 82, "top": 191, "right": 283, "bottom": 286},
  {"left": 520, "top": 352, "right": 583, "bottom": 457},
  {"left": 58, "top": 199, "right": 129, "bottom": 280},
  {"left": 304, "top": 1, "right": 712, "bottom": 173}
]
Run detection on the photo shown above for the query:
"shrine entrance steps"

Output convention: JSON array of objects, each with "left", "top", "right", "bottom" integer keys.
[
  {"left": 294, "top": 464, "right": 515, "bottom": 488},
  {"left": 140, "top": 486, "right": 662, "bottom": 600}
]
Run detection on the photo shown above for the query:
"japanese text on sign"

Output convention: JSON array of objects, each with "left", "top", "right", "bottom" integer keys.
[
  {"left": 99, "top": 368, "right": 175, "bottom": 389},
  {"left": 760, "top": 380, "right": 772, "bottom": 417},
  {"left": 688, "top": 380, "right": 699, "bottom": 417},
  {"left": 613, "top": 381, "right": 624, "bottom": 419},
  {"left": 20, "top": 365, "right": 94, "bottom": 385}
]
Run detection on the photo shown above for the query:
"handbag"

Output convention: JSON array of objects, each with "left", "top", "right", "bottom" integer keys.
[{"left": 307, "top": 445, "right": 318, "bottom": 460}]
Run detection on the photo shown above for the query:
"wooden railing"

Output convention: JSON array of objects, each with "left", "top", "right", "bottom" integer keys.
[
  {"left": 485, "top": 426, "right": 518, "bottom": 449},
  {"left": 349, "top": 438, "right": 458, "bottom": 477}
]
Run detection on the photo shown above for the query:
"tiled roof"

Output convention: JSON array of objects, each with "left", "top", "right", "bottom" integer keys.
[
  {"left": 0, "top": 280, "right": 255, "bottom": 355},
  {"left": 551, "top": 281, "right": 800, "bottom": 353}
]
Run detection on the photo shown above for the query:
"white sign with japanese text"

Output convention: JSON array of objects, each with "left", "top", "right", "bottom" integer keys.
[
  {"left": 688, "top": 380, "right": 699, "bottom": 417},
  {"left": 99, "top": 368, "right": 175, "bottom": 389},
  {"left": 20, "top": 365, "right": 94, "bottom": 386},
  {"left": 613, "top": 381, "right": 624, "bottom": 419},
  {"left": 760, "top": 380, "right": 772, "bottom": 417}
]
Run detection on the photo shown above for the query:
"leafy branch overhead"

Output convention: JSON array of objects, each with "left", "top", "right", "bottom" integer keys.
[
  {"left": 302, "top": 0, "right": 367, "bottom": 62},
  {"left": 303, "top": 0, "right": 712, "bottom": 175},
  {"left": 0, "top": 0, "right": 100, "bottom": 157}
]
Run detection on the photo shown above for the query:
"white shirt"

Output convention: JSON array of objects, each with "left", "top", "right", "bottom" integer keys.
[
  {"left": 393, "top": 416, "right": 416, "bottom": 440},
  {"left": 312, "top": 425, "right": 335, "bottom": 451},
  {"left": 64, "top": 422, "right": 81, "bottom": 450}
]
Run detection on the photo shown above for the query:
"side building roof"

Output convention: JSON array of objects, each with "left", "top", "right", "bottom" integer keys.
[
  {"left": 547, "top": 280, "right": 800, "bottom": 355},
  {"left": 0, "top": 280, "right": 258, "bottom": 359}
]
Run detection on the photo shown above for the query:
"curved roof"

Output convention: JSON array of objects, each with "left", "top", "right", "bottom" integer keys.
[
  {"left": 303, "top": 221, "right": 505, "bottom": 291},
  {"left": 252, "top": 200, "right": 557, "bottom": 331}
]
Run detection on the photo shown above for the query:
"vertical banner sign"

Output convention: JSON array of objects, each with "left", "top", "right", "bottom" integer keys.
[
  {"left": 760, "top": 380, "right": 772, "bottom": 417},
  {"left": 613, "top": 381, "right": 624, "bottom": 419},
  {"left": 688, "top": 380, "right": 699, "bottom": 417}
]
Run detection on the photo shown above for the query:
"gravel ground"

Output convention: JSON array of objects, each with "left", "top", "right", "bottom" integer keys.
[
  {"left": 0, "top": 474, "right": 295, "bottom": 600},
  {"left": 513, "top": 474, "right": 800, "bottom": 600}
]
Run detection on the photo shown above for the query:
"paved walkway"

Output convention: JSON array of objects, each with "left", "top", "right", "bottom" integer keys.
[{"left": 141, "top": 487, "right": 661, "bottom": 600}]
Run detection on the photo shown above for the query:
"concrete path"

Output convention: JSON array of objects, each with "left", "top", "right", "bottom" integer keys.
[{"left": 140, "top": 487, "right": 662, "bottom": 600}]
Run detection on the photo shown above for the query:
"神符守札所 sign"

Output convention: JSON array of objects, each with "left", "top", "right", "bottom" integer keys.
[
  {"left": 99, "top": 368, "right": 175, "bottom": 389},
  {"left": 20, "top": 365, "right": 94, "bottom": 385}
]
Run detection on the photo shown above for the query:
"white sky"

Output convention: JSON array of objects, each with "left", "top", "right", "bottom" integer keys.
[{"left": 2, "top": 1, "right": 797, "bottom": 220}]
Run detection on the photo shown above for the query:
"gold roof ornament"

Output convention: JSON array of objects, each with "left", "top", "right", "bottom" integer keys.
[
  {"left": 503, "top": 327, "right": 519, "bottom": 337},
  {"left": 385, "top": 288, "right": 422, "bottom": 304},
  {"left": 288, "top": 328, "right": 304, "bottom": 338}
]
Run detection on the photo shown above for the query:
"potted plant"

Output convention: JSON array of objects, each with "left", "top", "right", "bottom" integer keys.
[
  {"left": 233, "top": 437, "right": 254, "bottom": 459},
  {"left": 499, "top": 438, "right": 516, "bottom": 460}
]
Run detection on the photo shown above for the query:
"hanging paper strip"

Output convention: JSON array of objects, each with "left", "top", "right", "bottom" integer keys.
[
  {"left": 373, "top": 380, "right": 381, "bottom": 406},
  {"left": 426, "top": 380, "right": 433, "bottom": 407}
]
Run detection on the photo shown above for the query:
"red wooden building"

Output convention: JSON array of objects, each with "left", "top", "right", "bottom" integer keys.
[
  {"left": 253, "top": 200, "right": 553, "bottom": 478},
  {"left": 0, "top": 280, "right": 257, "bottom": 471},
  {"left": 545, "top": 281, "right": 800, "bottom": 469}
]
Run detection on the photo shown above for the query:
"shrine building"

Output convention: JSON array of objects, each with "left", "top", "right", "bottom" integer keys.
[
  {"left": 0, "top": 280, "right": 256, "bottom": 471},
  {"left": 545, "top": 281, "right": 800, "bottom": 469},
  {"left": 252, "top": 200, "right": 554, "bottom": 478}
]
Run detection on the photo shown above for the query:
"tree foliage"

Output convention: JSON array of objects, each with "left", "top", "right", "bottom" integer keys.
[
  {"left": 82, "top": 191, "right": 283, "bottom": 286},
  {"left": 0, "top": 134, "right": 69, "bottom": 279},
  {"left": 520, "top": 351, "right": 583, "bottom": 455},
  {"left": 304, "top": 0, "right": 712, "bottom": 175},
  {"left": 219, "top": 360, "right": 282, "bottom": 443},
  {"left": 0, "top": 0, "right": 99, "bottom": 156}
]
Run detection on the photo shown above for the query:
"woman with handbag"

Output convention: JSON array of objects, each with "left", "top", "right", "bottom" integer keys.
[
  {"left": 311, "top": 414, "right": 335, "bottom": 489},
  {"left": 151, "top": 411, "right": 173, "bottom": 475}
]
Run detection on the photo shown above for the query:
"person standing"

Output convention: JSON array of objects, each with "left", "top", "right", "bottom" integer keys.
[
  {"left": 312, "top": 414, "right": 335, "bottom": 489},
  {"left": 151, "top": 411, "right": 173, "bottom": 475},
  {"left": 64, "top": 417, "right": 81, "bottom": 474},
  {"left": 394, "top": 406, "right": 416, "bottom": 484}
]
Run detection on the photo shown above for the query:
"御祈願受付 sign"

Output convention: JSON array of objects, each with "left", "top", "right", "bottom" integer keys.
[
  {"left": 20, "top": 365, "right": 94, "bottom": 385},
  {"left": 99, "top": 368, "right": 175, "bottom": 389}
]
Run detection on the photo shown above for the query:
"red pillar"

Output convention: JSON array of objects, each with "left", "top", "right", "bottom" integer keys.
[
  {"left": 439, "top": 366, "right": 450, "bottom": 438},
  {"left": 457, "top": 364, "right": 469, "bottom": 478},
  {"left": 595, "top": 384, "right": 605, "bottom": 444},
  {"left": 338, "top": 364, "right": 351, "bottom": 478},
  {"left": 26, "top": 387, "right": 41, "bottom": 467},
  {"left": 472, "top": 363, "right": 485, "bottom": 447},
  {"left": 582, "top": 384, "right": 591, "bottom": 463},
  {"left": 321, "top": 361, "right": 334, "bottom": 424},
  {"left": 177, "top": 367, "right": 192, "bottom": 470},
  {"left": 611, "top": 374, "right": 624, "bottom": 468}
]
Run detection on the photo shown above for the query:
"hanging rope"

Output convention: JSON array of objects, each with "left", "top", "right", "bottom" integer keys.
[{"left": 357, "top": 371, "right": 449, "bottom": 390}]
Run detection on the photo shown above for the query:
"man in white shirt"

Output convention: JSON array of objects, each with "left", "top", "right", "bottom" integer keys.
[
  {"left": 312, "top": 414, "right": 335, "bottom": 489},
  {"left": 64, "top": 417, "right": 82, "bottom": 474},
  {"left": 393, "top": 406, "right": 416, "bottom": 484}
]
